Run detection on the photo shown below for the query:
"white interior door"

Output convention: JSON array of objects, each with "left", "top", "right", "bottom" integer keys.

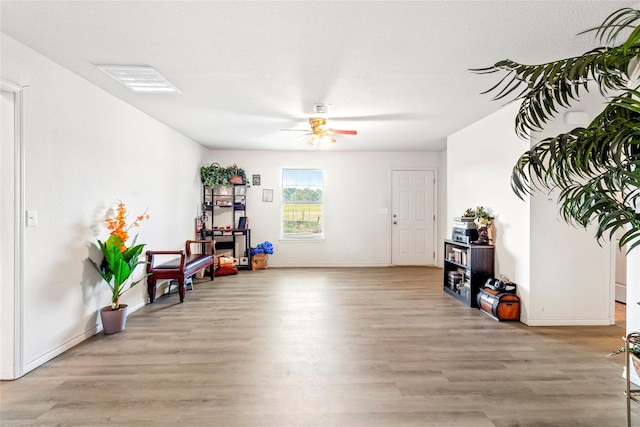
[{"left": 391, "top": 170, "right": 435, "bottom": 266}]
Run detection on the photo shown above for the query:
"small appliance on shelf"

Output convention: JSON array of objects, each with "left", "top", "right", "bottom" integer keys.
[{"left": 451, "top": 217, "right": 479, "bottom": 244}]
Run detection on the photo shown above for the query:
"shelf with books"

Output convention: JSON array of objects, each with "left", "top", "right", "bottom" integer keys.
[{"left": 443, "top": 240, "right": 494, "bottom": 307}]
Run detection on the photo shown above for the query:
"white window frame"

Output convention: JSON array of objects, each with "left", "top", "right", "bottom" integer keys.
[{"left": 281, "top": 169, "right": 324, "bottom": 240}]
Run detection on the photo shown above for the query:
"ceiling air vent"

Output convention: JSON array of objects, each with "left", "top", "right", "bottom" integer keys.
[{"left": 97, "top": 65, "right": 179, "bottom": 93}]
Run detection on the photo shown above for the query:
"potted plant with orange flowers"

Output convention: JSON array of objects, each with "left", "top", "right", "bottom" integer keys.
[{"left": 89, "top": 201, "right": 150, "bottom": 334}]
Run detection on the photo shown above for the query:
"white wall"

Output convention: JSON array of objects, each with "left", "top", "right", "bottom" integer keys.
[
  {"left": 447, "top": 102, "right": 531, "bottom": 315},
  {"left": 527, "top": 90, "right": 613, "bottom": 326},
  {"left": 1, "top": 34, "right": 206, "bottom": 375},
  {"left": 448, "top": 93, "right": 615, "bottom": 326},
  {"left": 203, "top": 150, "right": 443, "bottom": 267}
]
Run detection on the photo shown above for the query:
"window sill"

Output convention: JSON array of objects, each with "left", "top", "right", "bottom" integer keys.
[{"left": 279, "top": 237, "right": 325, "bottom": 242}]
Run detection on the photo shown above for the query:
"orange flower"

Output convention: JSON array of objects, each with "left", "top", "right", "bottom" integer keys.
[{"left": 103, "top": 201, "right": 149, "bottom": 252}]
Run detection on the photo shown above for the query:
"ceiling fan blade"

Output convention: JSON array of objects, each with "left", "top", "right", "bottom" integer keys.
[
  {"left": 280, "top": 128, "right": 311, "bottom": 132},
  {"left": 332, "top": 129, "right": 357, "bottom": 135}
]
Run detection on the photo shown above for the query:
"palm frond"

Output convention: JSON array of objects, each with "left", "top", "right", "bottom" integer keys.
[
  {"left": 476, "top": 7, "right": 640, "bottom": 251},
  {"left": 579, "top": 8, "right": 640, "bottom": 48},
  {"left": 471, "top": 46, "right": 636, "bottom": 139},
  {"left": 471, "top": 7, "right": 640, "bottom": 138},
  {"left": 556, "top": 178, "right": 640, "bottom": 253},
  {"left": 511, "top": 97, "right": 640, "bottom": 197}
]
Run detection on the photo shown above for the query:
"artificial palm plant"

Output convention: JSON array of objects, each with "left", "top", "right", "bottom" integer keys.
[{"left": 472, "top": 7, "right": 640, "bottom": 252}]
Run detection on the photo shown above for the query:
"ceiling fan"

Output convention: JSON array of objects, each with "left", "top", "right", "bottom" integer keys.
[{"left": 281, "top": 116, "right": 358, "bottom": 146}]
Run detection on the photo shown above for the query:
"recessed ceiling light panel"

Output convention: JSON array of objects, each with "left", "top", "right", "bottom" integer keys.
[{"left": 96, "top": 65, "right": 179, "bottom": 93}]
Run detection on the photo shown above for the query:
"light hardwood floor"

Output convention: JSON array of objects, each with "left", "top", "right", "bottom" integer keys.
[{"left": 1, "top": 267, "right": 636, "bottom": 426}]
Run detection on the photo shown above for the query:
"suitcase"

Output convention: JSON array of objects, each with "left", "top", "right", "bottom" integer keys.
[{"left": 477, "top": 287, "right": 520, "bottom": 321}]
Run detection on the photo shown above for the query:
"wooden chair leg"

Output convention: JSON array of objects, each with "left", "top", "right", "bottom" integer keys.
[
  {"left": 148, "top": 279, "right": 157, "bottom": 303},
  {"left": 178, "top": 278, "right": 186, "bottom": 303}
]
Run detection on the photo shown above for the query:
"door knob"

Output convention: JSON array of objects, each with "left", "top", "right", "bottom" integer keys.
[{"left": 393, "top": 221, "right": 398, "bottom": 225}]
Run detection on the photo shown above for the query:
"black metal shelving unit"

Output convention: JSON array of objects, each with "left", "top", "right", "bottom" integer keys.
[{"left": 201, "top": 184, "right": 251, "bottom": 270}]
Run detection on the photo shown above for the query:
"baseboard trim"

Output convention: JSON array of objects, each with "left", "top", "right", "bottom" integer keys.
[
  {"left": 22, "top": 299, "right": 148, "bottom": 377},
  {"left": 23, "top": 325, "right": 99, "bottom": 376},
  {"left": 267, "top": 263, "right": 438, "bottom": 268},
  {"left": 522, "top": 316, "right": 614, "bottom": 326}
]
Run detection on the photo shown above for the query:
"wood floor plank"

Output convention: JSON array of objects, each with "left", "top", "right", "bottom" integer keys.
[{"left": 1, "top": 267, "right": 636, "bottom": 426}]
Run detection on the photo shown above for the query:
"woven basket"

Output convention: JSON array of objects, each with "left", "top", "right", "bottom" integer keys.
[{"left": 252, "top": 254, "right": 268, "bottom": 270}]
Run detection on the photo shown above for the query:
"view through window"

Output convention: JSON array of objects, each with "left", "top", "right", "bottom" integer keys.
[{"left": 282, "top": 169, "right": 323, "bottom": 238}]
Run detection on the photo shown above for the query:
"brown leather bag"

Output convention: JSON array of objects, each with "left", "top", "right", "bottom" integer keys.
[{"left": 478, "top": 287, "right": 520, "bottom": 321}]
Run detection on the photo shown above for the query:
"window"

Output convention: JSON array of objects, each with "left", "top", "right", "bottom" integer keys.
[{"left": 282, "top": 169, "right": 323, "bottom": 239}]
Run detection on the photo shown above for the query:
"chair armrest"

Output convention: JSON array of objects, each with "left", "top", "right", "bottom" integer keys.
[
  {"left": 186, "top": 240, "right": 215, "bottom": 257},
  {"left": 146, "top": 250, "right": 185, "bottom": 271},
  {"left": 147, "top": 250, "right": 185, "bottom": 255}
]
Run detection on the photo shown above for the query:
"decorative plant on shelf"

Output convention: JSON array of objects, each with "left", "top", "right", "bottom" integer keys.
[
  {"left": 200, "top": 163, "right": 246, "bottom": 188},
  {"left": 89, "top": 201, "right": 150, "bottom": 310},
  {"left": 463, "top": 206, "right": 494, "bottom": 244},
  {"left": 471, "top": 7, "right": 640, "bottom": 252},
  {"left": 464, "top": 206, "right": 494, "bottom": 229},
  {"left": 462, "top": 208, "right": 476, "bottom": 219}
]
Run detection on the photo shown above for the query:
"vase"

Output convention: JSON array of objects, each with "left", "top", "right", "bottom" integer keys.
[
  {"left": 475, "top": 227, "right": 490, "bottom": 245},
  {"left": 99, "top": 304, "right": 128, "bottom": 335},
  {"left": 486, "top": 224, "right": 495, "bottom": 244}
]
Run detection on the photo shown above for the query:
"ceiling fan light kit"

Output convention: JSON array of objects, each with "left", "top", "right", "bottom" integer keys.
[
  {"left": 308, "top": 134, "right": 334, "bottom": 146},
  {"left": 282, "top": 114, "right": 358, "bottom": 146}
]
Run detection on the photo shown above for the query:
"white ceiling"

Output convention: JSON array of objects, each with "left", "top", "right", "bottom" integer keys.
[{"left": 1, "top": 1, "right": 635, "bottom": 151}]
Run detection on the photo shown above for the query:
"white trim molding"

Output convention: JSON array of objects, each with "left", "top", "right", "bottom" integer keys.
[{"left": 1, "top": 79, "right": 26, "bottom": 379}]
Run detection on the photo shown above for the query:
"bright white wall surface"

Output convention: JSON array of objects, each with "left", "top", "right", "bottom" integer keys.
[
  {"left": 203, "top": 150, "right": 443, "bottom": 267},
  {"left": 527, "top": 89, "right": 613, "bottom": 326},
  {"left": 1, "top": 34, "right": 206, "bottom": 375},
  {"left": 447, "top": 102, "right": 531, "bottom": 316},
  {"left": 448, "top": 93, "right": 615, "bottom": 326}
]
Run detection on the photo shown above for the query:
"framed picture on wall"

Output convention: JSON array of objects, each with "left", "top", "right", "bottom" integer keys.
[
  {"left": 262, "top": 189, "right": 273, "bottom": 202},
  {"left": 238, "top": 216, "right": 248, "bottom": 230}
]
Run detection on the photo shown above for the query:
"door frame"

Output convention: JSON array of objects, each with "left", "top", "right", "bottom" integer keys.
[
  {"left": 1, "top": 80, "right": 25, "bottom": 379},
  {"left": 390, "top": 168, "right": 438, "bottom": 266}
]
